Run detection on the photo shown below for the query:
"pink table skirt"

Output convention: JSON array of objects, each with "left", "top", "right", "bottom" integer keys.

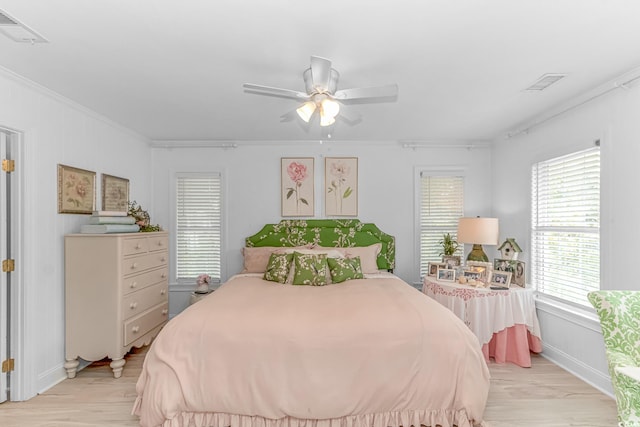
[{"left": 481, "top": 323, "right": 543, "bottom": 368}]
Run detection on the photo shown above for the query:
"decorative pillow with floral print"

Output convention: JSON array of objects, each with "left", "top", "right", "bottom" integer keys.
[
  {"left": 327, "top": 256, "right": 364, "bottom": 283},
  {"left": 292, "top": 252, "right": 328, "bottom": 286},
  {"left": 263, "top": 253, "right": 294, "bottom": 284}
]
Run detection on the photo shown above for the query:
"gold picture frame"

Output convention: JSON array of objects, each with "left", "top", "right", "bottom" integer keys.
[
  {"left": 281, "top": 157, "right": 314, "bottom": 217},
  {"left": 101, "top": 173, "right": 130, "bottom": 212},
  {"left": 325, "top": 157, "right": 358, "bottom": 216},
  {"left": 57, "top": 164, "right": 96, "bottom": 214}
]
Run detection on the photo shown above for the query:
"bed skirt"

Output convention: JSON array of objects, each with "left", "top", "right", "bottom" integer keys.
[{"left": 132, "top": 400, "right": 489, "bottom": 427}]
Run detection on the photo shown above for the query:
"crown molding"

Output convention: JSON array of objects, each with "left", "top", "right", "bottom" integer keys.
[
  {"left": 0, "top": 65, "right": 148, "bottom": 142},
  {"left": 505, "top": 65, "right": 640, "bottom": 139}
]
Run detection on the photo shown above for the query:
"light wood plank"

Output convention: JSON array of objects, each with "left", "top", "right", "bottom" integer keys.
[{"left": 0, "top": 350, "right": 618, "bottom": 426}]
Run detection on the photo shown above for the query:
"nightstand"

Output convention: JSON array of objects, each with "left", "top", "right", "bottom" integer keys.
[{"left": 190, "top": 290, "right": 213, "bottom": 305}]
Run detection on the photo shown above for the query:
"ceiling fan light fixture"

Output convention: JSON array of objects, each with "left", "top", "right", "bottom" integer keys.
[
  {"left": 320, "top": 114, "right": 336, "bottom": 127},
  {"left": 296, "top": 101, "right": 316, "bottom": 123},
  {"left": 320, "top": 98, "right": 340, "bottom": 119}
]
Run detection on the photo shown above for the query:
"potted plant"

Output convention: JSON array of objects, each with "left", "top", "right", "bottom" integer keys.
[{"left": 439, "top": 233, "right": 459, "bottom": 256}]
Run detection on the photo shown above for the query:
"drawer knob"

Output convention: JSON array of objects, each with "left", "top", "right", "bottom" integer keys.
[
  {"left": 131, "top": 262, "right": 138, "bottom": 269},
  {"left": 161, "top": 257, "right": 167, "bottom": 262},
  {"left": 161, "top": 309, "right": 168, "bottom": 316},
  {"left": 130, "top": 282, "right": 137, "bottom": 289},
  {"left": 131, "top": 326, "right": 140, "bottom": 333},
  {"left": 161, "top": 273, "right": 167, "bottom": 278},
  {"left": 157, "top": 241, "right": 164, "bottom": 247},
  {"left": 136, "top": 244, "right": 142, "bottom": 249},
  {"left": 160, "top": 289, "right": 166, "bottom": 295},
  {"left": 129, "top": 302, "right": 138, "bottom": 310}
]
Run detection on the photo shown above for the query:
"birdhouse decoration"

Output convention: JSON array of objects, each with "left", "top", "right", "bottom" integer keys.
[{"left": 497, "top": 238, "right": 522, "bottom": 260}]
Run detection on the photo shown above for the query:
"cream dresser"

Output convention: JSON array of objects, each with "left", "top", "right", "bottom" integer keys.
[{"left": 64, "top": 231, "right": 169, "bottom": 379}]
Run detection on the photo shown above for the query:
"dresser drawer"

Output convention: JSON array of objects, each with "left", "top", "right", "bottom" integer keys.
[
  {"left": 122, "top": 282, "right": 168, "bottom": 320},
  {"left": 123, "top": 303, "right": 169, "bottom": 346},
  {"left": 147, "top": 235, "right": 169, "bottom": 253},
  {"left": 122, "top": 237, "right": 149, "bottom": 256},
  {"left": 122, "top": 251, "right": 168, "bottom": 276},
  {"left": 122, "top": 267, "right": 168, "bottom": 295}
]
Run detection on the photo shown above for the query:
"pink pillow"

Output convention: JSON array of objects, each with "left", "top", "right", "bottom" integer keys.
[
  {"left": 241, "top": 245, "right": 311, "bottom": 273},
  {"left": 343, "top": 243, "right": 382, "bottom": 274}
]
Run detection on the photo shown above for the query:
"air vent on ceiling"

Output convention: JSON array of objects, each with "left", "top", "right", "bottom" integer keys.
[
  {"left": 0, "top": 9, "right": 47, "bottom": 43},
  {"left": 525, "top": 73, "right": 566, "bottom": 91}
]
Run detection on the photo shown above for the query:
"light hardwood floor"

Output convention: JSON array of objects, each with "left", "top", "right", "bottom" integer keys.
[{"left": 0, "top": 348, "right": 618, "bottom": 427}]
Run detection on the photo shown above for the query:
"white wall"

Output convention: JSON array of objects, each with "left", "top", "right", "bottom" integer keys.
[
  {"left": 491, "top": 76, "right": 640, "bottom": 396},
  {"left": 150, "top": 142, "right": 494, "bottom": 315},
  {"left": 0, "top": 68, "right": 153, "bottom": 399}
]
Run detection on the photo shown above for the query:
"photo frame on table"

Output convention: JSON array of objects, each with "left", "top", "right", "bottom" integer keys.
[
  {"left": 57, "top": 164, "right": 96, "bottom": 214},
  {"left": 428, "top": 262, "right": 446, "bottom": 277},
  {"left": 101, "top": 174, "right": 130, "bottom": 212},
  {"left": 281, "top": 157, "right": 314, "bottom": 217},
  {"left": 464, "top": 265, "right": 489, "bottom": 283},
  {"left": 437, "top": 267, "right": 456, "bottom": 282},
  {"left": 442, "top": 255, "right": 461, "bottom": 269},
  {"left": 494, "top": 258, "right": 517, "bottom": 274},
  {"left": 325, "top": 157, "right": 358, "bottom": 216},
  {"left": 512, "top": 260, "right": 526, "bottom": 287},
  {"left": 466, "top": 260, "right": 493, "bottom": 272},
  {"left": 490, "top": 271, "right": 512, "bottom": 287}
]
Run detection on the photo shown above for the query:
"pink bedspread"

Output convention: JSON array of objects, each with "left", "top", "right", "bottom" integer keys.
[{"left": 133, "top": 274, "right": 490, "bottom": 427}]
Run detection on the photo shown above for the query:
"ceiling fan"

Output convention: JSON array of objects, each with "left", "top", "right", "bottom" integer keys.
[{"left": 243, "top": 56, "right": 398, "bottom": 127}]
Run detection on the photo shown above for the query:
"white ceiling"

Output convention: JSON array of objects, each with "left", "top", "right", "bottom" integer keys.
[{"left": 1, "top": 0, "right": 640, "bottom": 143}]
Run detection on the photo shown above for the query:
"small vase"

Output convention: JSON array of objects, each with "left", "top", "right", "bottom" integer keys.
[{"left": 195, "top": 283, "right": 209, "bottom": 294}]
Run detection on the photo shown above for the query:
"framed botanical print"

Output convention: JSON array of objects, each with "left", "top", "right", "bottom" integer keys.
[
  {"left": 281, "top": 157, "right": 314, "bottom": 217},
  {"left": 101, "top": 174, "right": 129, "bottom": 212},
  {"left": 325, "top": 157, "right": 358, "bottom": 216},
  {"left": 57, "top": 164, "right": 96, "bottom": 214}
]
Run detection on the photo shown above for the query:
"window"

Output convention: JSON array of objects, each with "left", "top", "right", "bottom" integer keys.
[
  {"left": 531, "top": 147, "right": 600, "bottom": 307},
  {"left": 419, "top": 174, "right": 464, "bottom": 277},
  {"left": 175, "top": 173, "right": 222, "bottom": 284}
]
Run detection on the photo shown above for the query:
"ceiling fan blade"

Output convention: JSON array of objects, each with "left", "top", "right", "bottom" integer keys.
[
  {"left": 243, "top": 83, "right": 310, "bottom": 100},
  {"left": 333, "top": 84, "right": 399, "bottom": 100},
  {"left": 337, "top": 104, "right": 362, "bottom": 125},
  {"left": 310, "top": 56, "right": 332, "bottom": 91}
]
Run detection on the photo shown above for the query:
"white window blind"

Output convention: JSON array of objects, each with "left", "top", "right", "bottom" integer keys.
[
  {"left": 176, "top": 173, "right": 222, "bottom": 284},
  {"left": 419, "top": 174, "right": 464, "bottom": 277},
  {"left": 531, "top": 147, "right": 600, "bottom": 307}
]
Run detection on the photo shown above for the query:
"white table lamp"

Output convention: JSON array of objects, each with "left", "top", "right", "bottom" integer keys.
[{"left": 457, "top": 217, "right": 499, "bottom": 262}]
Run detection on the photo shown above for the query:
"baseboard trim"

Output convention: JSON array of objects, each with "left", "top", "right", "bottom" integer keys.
[{"left": 541, "top": 343, "right": 614, "bottom": 399}]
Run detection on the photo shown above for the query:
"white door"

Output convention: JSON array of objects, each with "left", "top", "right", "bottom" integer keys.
[{"left": 0, "top": 130, "right": 8, "bottom": 403}]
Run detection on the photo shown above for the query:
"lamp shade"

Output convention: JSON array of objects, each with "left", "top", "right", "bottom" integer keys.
[{"left": 457, "top": 217, "right": 499, "bottom": 245}]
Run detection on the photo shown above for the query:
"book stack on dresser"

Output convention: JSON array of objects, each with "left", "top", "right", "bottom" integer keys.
[{"left": 81, "top": 210, "right": 139, "bottom": 234}]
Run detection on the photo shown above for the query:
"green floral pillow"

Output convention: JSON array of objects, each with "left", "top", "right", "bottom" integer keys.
[
  {"left": 327, "top": 256, "right": 364, "bottom": 283},
  {"left": 292, "top": 252, "right": 328, "bottom": 286},
  {"left": 263, "top": 253, "right": 294, "bottom": 284}
]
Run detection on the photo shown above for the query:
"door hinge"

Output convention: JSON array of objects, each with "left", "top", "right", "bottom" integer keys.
[
  {"left": 2, "top": 159, "right": 14, "bottom": 173},
  {"left": 2, "top": 358, "right": 14, "bottom": 373},
  {"left": 2, "top": 259, "right": 15, "bottom": 272}
]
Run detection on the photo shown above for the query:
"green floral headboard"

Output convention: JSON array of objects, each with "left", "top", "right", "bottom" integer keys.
[{"left": 245, "top": 219, "right": 396, "bottom": 271}]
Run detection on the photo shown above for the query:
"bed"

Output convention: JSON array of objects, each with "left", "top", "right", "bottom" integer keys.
[{"left": 133, "top": 220, "right": 490, "bottom": 427}]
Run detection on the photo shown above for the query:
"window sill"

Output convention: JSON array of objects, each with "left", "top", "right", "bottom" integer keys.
[{"left": 534, "top": 293, "right": 601, "bottom": 332}]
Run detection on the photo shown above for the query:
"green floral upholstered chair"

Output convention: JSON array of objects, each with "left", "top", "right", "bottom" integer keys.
[{"left": 588, "top": 291, "right": 640, "bottom": 427}]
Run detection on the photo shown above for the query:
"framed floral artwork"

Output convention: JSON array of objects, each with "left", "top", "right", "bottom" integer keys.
[
  {"left": 101, "top": 173, "right": 129, "bottom": 212},
  {"left": 57, "top": 164, "right": 96, "bottom": 214},
  {"left": 325, "top": 157, "right": 358, "bottom": 216},
  {"left": 281, "top": 157, "right": 314, "bottom": 217}
]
